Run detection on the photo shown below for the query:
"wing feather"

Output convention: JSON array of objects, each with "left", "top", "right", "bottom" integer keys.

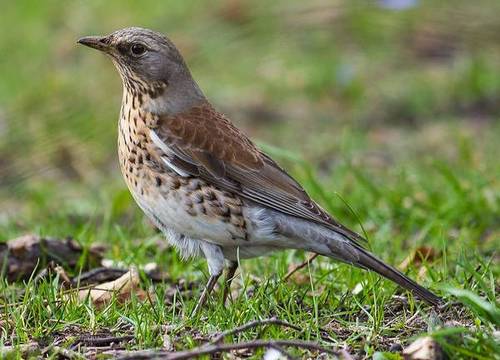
[{"left": 151, "top": 102, "right": 366, "bottom": 246}]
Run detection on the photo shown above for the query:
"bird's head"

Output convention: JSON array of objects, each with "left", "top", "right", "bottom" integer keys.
[
  {"left": 78, "top": 27, "right": 204, "bottom": 113},
  {"left": 78, "top": 27, "right": 188, "bottom": 85}
]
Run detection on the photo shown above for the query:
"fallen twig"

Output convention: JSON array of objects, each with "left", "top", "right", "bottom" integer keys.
[
  {"left": 105, "top": 316, "right": 339, "bottom": 359},
  {"left": 46, "top": 345, "right": 86, "bottom": 360},
  {"left": 31, "top": 262, "right": 72, "bottom": 289},
  {"left": 210, "top": 317, "right": 302, "bottom": 344},
  {"left": 283, "top": 253, "right": 319, "bottom": 282},
  {"left": 71, "top": 335, "right": 135, "bottom": 348},
  {"left": 0, "top": 342, "right": 40, "bottom": 357},
  {"left": 112, "top": 339, "right": 339, "bottom": 359},
  {"left": 72, "top": 267, "right": 128, "bottom": 287}
]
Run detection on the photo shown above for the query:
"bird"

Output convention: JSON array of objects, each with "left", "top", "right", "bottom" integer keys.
[{"left": 78, "top": 27, "right": 441, "bottom": 312}]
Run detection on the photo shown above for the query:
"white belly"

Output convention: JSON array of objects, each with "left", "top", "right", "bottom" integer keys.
[{"left": 135, "top": 189, "right": 238, "bottom": 242}]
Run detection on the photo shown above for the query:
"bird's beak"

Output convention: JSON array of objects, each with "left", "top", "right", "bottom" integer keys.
[{"left": 77, "top": 36, "right": 110, "bottom": 52}]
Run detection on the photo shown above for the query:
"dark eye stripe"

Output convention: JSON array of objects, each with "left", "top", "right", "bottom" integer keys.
[
  {"left": 116, "top": 42, "right": 147, "bottom": 56},
  {"left": 117, "top": 43, "right": 129, "bottom": 55}
]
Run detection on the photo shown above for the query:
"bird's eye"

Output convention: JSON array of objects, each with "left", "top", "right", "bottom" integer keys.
[{"left": 130, "top": 43, "right": 146, "bottom": 56}]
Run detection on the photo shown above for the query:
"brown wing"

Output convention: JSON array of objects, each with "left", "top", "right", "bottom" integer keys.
[{"left": 151, "top": 102, "right": 366, "bottom": 246}]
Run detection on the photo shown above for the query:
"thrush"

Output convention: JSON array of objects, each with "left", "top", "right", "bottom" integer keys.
[{"left": 78, "top": 27, "right": 441, "bottom": 311}]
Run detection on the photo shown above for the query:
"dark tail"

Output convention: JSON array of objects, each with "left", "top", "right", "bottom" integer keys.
[
  {"left": 340, "top": 242, "right": 442, "bottom": 306},
  {"left": 272, "top": 210, "right": 441, "bottom": 306}
]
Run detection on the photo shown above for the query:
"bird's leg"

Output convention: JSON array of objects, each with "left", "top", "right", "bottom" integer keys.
[
  {"left": 222, "top": 261, "right": 238, "bottom": 304},
  {"left": 192, "top": 242, "right": 225, "bottom": 314},
  {"left": 192, "top": 272, "right": 221, "bottom": 315}
]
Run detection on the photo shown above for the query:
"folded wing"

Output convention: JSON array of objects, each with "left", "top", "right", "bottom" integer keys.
[{"left": 149, "top": 101, "right": 366, "bottom": 246}]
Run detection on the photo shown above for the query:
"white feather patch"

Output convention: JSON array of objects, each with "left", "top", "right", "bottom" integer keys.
[
  {"left": 149, "top": 129, "right": 189, "bottom": 177},
  {"left": 161, "top": 157, "right": 190, "bottom": 177}
]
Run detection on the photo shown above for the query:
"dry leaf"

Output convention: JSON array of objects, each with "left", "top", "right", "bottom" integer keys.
[
  {"left": 33, "top": 262, "right": 72, "bottom": 289},
  {"left": 0, "top": 234, "right": 105, "bottom": 281},
  {"left": 284, "top": 253, "right": 318, "bottom": 285},
  {"left": 399, "top": 246, "right": 440, "bottom": 271},
  {"left": 81, "top": 261, "right": 170, "bottom": 285},
  {"left": 76, "top": 267, "right": 146, "bottom": 307},
  {"left": 286, "top": 268, "right": 310, "bottom": 285},
  {"left": 403, "top": 336, "right": 443, "bottom": 360},
  {"left": 54, "top": 264, "right": 72, "bottom": 287}
]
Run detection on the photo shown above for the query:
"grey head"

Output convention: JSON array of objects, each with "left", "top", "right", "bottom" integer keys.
[{"left": 78, "top": 27, "right": 205, "bottom": 114}]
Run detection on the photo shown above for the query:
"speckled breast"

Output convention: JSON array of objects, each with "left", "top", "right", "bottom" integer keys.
[{"left": 116, "top": 97, "right": 249, "bottom": 245}]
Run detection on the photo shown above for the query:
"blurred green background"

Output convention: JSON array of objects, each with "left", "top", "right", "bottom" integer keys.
[
  {"left": 1, "top": 1, "right": 499, "bottom": 357},
  {"left": 1, "top": 0, "right": 499, "bottom": 252}
]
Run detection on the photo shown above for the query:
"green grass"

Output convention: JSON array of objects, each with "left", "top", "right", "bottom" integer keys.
[
  {"left": 0, "top": 1, "right": 499, "bottom": 359},
  {"left": 1, "top": 122, "right": 498, "bottom": 359}
]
